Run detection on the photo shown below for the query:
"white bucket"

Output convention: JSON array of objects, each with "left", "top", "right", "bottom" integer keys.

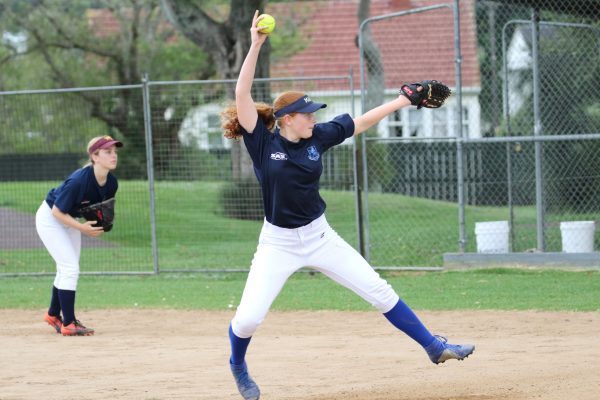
[
  {"left": 475, "top": 221, "right": 509, "bottom": 253},
  {"left": 560, "top": 221, "right": 596, "bottom": 253}
]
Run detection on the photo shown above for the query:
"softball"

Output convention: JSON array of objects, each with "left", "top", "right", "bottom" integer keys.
[{"left": 257, "top": 14, "right": 276, "bottom": 34}]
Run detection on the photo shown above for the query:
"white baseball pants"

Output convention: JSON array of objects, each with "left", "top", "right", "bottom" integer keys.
[
  {"left": 231, "top": 214, "right": 400, "bottom": 338},
  {"left": 35, "top": 202, "right": 81, "bottom": 291}
]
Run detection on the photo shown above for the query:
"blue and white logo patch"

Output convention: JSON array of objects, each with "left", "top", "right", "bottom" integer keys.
[
  {"left": 270, "top": 152, "right": 288, "bottom": 161},
  {"left": 307, "top": 145, "right": 320, "bottom": 161}
]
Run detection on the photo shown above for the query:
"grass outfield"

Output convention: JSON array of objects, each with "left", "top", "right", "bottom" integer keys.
[
  {"left": 1, "top": 269, "right": 599, "bottom": 311},
  {"left": 1, "top": 181, "right": 598, "bottom": 273}
]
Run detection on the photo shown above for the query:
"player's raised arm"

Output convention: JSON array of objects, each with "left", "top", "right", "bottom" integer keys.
[{"left": 235, "top": 10, "right": 269, "bottom": 133}]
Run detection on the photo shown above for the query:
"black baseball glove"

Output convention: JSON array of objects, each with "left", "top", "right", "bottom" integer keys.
[
  {"left": 399, "top": 80, "right": 451, "bottom": 109},
  {"left": 78, "top": 197, "right": 115, "bottom": 232}
]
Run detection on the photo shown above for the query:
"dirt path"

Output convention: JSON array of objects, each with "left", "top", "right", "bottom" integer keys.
[
  {"left": 0, "top": 309, "right": 598, "bottom": 399},
  {"left": 0, "top": 207, "right": 114, "bottom": 249}
]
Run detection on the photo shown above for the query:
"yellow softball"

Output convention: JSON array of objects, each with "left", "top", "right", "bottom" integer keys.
[{"left": 257, "top": 14, "right": 276, "bottom": 34}]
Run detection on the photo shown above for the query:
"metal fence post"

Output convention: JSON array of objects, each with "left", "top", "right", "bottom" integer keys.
[
  {"left": 142, "top": 74, "right": 160, "bottom": 274},
  {"left": 506, "top": 142, "right": 515, "bottom": 252},
  {"left": 349, "top": 66, "right": 363, "bottom": 252},
  {"left": 453, "top": 0, "right": 466, "bottom": 252},
  {"left": 530, "top": 8, "right": 545, "bottom": 252}
]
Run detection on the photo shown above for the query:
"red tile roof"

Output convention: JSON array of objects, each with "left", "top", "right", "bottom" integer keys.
[{"left": 269, "top": 0, "right": 479, "bottom": 90}]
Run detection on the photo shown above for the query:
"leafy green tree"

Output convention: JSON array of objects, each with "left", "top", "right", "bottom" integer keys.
[
  {"left": 0, "top": 0, "right": 213, "bottom": 175},
  {"left": 161, "top": 0, "right": 270, "bottom": 182}
]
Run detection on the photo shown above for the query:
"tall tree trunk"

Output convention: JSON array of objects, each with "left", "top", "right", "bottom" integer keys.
[
  {"left": 358, "top": 0, "right": 384, "bottom": 111},
  {"left": 161, "top": 0, "right": 271, "bottom": 181}
]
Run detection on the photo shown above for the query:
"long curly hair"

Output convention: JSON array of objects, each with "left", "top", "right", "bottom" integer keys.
[{"left": 220, "top": 91, "right": 306, "bottom": 139}]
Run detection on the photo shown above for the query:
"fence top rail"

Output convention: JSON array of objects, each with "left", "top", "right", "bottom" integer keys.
[
  {"left": 366, "top": 136, "right": 457, "bottom": 143},
  {"left": 503, "top": 19, "right": 600, "bottom": 35},
  {"left": 367, "top": 132, "right": 600, "bottom": 144},
  {"left": 148, "top": 75, "right": 352, "bottom": 86},
  {"left": 0, "top": 75, "right": 352, "bottom": 96},
  {"left": 0, "top": 84, "right": 143, "bottom": 96},
  {"left": 464, "top": 133, "right": 600, "bottom": 143},
  {"left": 359, "top": 3, "right": 451, "bottom": 29}
]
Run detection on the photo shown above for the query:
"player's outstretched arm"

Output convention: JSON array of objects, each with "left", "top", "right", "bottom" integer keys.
[
  {"left": 235, "top": 10, "right": 269, "bottom": 133},
  {"left": 352, "top": 80, "right": 451, "bottom": 136},
  {"left": 353, "top": 95, "right": 411, "bottom": 136}
]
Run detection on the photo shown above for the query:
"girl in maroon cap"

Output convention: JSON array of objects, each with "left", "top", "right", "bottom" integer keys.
[{"left": 36, "top": 135, "right": 122, "bottom": 336}]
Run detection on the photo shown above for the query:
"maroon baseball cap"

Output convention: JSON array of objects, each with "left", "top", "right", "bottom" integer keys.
[{"left": 88, "top": 135, "right": 123, "bottom": 154}]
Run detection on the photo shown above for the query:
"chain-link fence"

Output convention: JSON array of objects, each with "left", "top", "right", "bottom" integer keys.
[
  {"left": 147, "top": 77, "right": 357, "bottom": 272},
  {"left": 0, "top": 76, "right": 357, "bottom": 275},
  {"left": 357, "top": 0, "right": 599, "bottom": 266},
  {"left": 1, "top": 0, "right": 599, "bottom": 275},
  {"left": 0, "top": 85, "right": 154, "bottom": 275},
  {"left": 364, "top": 134, "right": 600, "bottom": 266}
]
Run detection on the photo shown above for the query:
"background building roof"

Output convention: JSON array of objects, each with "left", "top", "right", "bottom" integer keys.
[{"left": 270, "top": 0, "right": 480, "bottom": 90}]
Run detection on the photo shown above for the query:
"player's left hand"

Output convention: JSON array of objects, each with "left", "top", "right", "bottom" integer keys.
[
  {"left": 78, "top": 198, "right": 115, "bottom": 233},
  {"left": 399, "top": 80, "right": 451, "bottom": 109}
]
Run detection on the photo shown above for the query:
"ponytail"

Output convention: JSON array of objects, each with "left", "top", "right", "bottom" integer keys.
[{"left": 221, "top": 102, "right": 276, "bottom": 139}]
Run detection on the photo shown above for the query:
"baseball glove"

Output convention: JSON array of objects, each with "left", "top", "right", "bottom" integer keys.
[
  {"left": 399, "top": 80, "right": 451, "bottom": 109},
  {"left": 78, "top": 197, "right": 115, "bottom": 232}
]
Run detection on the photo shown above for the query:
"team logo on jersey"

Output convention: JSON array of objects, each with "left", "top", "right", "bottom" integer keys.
[
  {"left": 307, "top": 145, "right": 320, "bottom": 161},
  {"left": 270, "top": 152, "right": 288, "bottom": 161}
]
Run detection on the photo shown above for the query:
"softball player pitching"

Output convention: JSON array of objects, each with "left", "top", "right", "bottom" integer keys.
[
  {"left": 36, "top": 135, "right": 122, "bottom": 336},
  {"left": 220, "top": 11, "right": 474, "bottom": 400}
]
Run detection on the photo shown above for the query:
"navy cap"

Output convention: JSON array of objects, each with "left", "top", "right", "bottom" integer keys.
[{"left": 274, "top": 95, "right": 327, "bottom": 118}]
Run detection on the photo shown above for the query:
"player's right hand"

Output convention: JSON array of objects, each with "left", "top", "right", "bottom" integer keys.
[
  {"left": 80, "top": 220, "right": 104, "bottom": 237},
  {"left": 251, "top": 10, "right": 269, "bottom": 45}
]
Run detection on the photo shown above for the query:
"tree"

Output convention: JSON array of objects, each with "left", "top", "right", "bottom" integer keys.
[
  {"left": 161, "top": 0, "right": 271, "bottom": 182},
  {"left": 357, "top": 0, "right": 384, "bottom": 111},
  {"left": 0, "top": 0, "right": 213, "bottom": 176}
]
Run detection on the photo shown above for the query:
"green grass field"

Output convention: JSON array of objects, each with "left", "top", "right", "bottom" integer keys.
[
  {"left": 1, "top": 269, "right": 599, "bottom": 311},
  {"left": 1, "top": 180, "right": 598, "bottom": 273}
]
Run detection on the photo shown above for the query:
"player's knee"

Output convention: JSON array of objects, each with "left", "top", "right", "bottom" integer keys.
[
  {"left": 58, "top": 264, "right": 80, "bottom": 280},
  {"left": 232, "top": 314, "right": 263, "bottom": 338},
  {"left": 370, "top": 280, "right": 399, "bottom": 312}
]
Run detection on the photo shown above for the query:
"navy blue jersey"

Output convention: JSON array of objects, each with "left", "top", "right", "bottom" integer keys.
[
  {"left": 45, "top": 165, "right": 119, "bottom": 218},
  {"left": 242, "top": 114, "right": 354, "bottom": 228}
]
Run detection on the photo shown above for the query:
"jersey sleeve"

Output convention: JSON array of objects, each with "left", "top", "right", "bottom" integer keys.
[
  {"left": 52, "top": 178, "right": 83, "bottom": 214},
  {"left": 313, "top": 114, "right": 355, "bottom": 151},
  {"left": 242, "top": 116, "right": 270, "bottom": 167}
]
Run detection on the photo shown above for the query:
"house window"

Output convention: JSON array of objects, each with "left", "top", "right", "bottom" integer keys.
[
  {"left": 206, "top": 114, "right": 224, "bottom": 148},
  {"left": 388, "top": 109, "right": 404, "bottom": 137},
  {"left": 387, "top": 103, "right": 471, "bottom": 138},
  {"left": 447, "top": 106, "right": 471, "bottom": 138},
  {"left": 432, "top": 108, "right": 448, "bottom": 136},
  {"left": 407, "top": 109, "right": 423, "bottom": 137},
  {"left": 388, "top": 109, "right": 423, "bottom": 137},
  {"left": 462, "top": 107, "right": 470, "bottom": 137}
]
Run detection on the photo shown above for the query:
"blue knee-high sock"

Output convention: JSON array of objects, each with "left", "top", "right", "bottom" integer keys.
[
  {"left": 383, "top": 299, "right": 436, "bottom": 347},
  {"left": 229, "top": 324, "right": 252, "bottom": 365},
  {"left": 48, "top": 286, "right": 61, "bottom": 316},
  {"left": 58, "top": 289, "right": 76, "bottom": 326}
]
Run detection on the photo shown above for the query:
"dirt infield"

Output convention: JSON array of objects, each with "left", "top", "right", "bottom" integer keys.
[{"left": 1, "top": 309, "right": 598, "bottom": 400}]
